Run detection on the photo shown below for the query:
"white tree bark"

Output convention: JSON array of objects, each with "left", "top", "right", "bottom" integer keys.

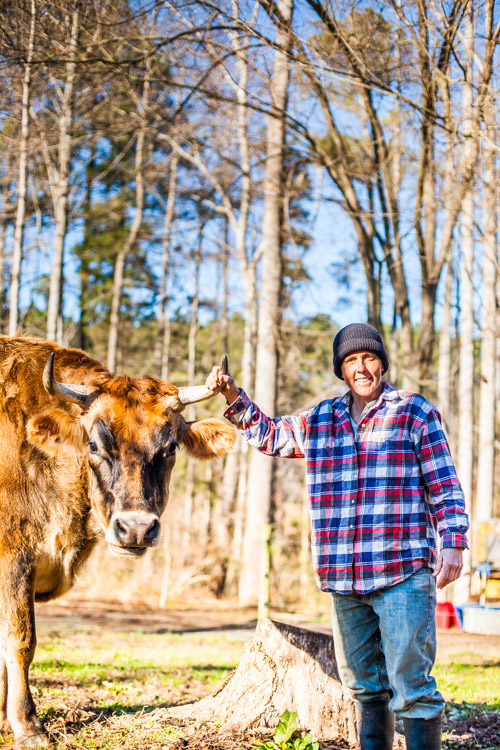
[
  {"left": 226, "top": 264, "right": 259, "bottom": 590},
  {"left": 46, "top": 5, "right": 79, "bottom": 343},
  {"left": 157, "top": 152, "right": 179, "bottom": 381},
  {"left": 476, "top": 92, "right": 497, "bottom": 523},
  {"left": 497, "top": 271, "right": 500, "bottom": 450},
  {"left": 455, "top": 4, "right": 475, "bottom": 603},
  {"left": 436, "top": 93, "right": 458, "bottom": 431},
  {"left": 181, "top": 241, "right": 201, "bottom": 562},
  {"left": 437, "top": 255, "right": 453, "bottom": 429},
  {"left": 9, "top": 0, "right": 36, "bottom": 337},
  {"left": 238, "top": 0, "right": 294, "bottom": 606},
  {"left": 220, "top": 216, "right": 230, "bottom": 353}
]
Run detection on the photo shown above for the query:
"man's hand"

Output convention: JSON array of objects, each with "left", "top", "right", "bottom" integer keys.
[
  {"left": 433, "top": 548, "right": 464, "bottom": 589},
  {"left": 205, "top": 365, "right": 240, "bottom": 405}
]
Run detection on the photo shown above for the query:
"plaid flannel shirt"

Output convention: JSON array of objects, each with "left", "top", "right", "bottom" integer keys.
[{"left": 224, "top": 382, "right": 469, "bottom": 594}]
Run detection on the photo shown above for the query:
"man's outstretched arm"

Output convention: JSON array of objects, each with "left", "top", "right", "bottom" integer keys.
[{"left": 205, "top": 365, "right": 309, "bottom": 459}]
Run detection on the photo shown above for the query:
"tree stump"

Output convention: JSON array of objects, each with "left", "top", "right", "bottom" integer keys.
[
  {"left": 169, "top": 619, "right": 356, "bottom": 743},
  {"left": 169, "top": 619, "right": 406, "bottom": 748}
]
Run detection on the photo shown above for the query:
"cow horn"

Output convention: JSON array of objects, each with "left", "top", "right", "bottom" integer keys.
[
  {"left": 177, "top": 354, "right": 229, "bottom": 406},
  {"left": 43, "top": 352, "right": 99, "bottom": 409}
]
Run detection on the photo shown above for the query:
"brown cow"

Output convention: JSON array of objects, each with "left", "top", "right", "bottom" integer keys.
[{"left": 0, "top": 335, "right": 235, "bottom": 747}]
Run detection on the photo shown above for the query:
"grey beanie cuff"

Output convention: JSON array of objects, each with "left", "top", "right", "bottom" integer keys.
[{"left": 333, "top": 323, "right": 389, "bottom": 379}]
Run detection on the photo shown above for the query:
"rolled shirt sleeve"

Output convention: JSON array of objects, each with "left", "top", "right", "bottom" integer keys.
[
  {"left": 413, "top": 406, "right": 469, "bottom": 549},
  {"left": 224, "top": 389, "right": 309, "bottom": 458}
]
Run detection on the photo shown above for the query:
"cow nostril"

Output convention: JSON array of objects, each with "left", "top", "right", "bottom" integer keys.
[
  {"left": 145, "top": 519, "right": 160, "bottom": 542},
  {"left": 114, "top": 518, "right": 128, "bottom": 542}
]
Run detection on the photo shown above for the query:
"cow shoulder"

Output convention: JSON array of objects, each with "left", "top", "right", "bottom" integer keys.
[
  {"left": 180, "top": 418, "right": 236, "bottom": 459},
  {"left": 27, "top": 409, "right": 87, "bottom": 457}
]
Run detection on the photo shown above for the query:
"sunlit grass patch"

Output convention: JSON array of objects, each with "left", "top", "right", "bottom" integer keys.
[
  {"left": 434, "top": 661, "right": 500, "bottom": 707},
  {"left": 28, "top": 627, "right": 245, "bottom": 747},
  {"left": 434, "top": 647, "right": 500, "bottom": 707},
  {"left": 32, "top": 628, "right": 239, "bottom": 692}
]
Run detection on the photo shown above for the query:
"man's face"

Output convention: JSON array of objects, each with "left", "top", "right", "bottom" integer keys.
[{"left": 341, "top": 350, "right": 383, "bottom": 402}]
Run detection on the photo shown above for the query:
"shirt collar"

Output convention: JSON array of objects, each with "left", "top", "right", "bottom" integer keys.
[{"left": 338, "top": 381, "right": 398, "bottom": 417}]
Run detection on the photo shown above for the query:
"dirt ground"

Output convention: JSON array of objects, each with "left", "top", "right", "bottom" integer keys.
[
  {"left": 28, "top": 598, "right": 500, "bottom": 750},
  {"left": 35, "top": 597, "right": 259, "bottom": 637}
]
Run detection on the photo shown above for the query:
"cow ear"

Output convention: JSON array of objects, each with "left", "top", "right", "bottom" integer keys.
[
  {"left": 27, "top": 409, "right": 88, "bottom": 457},
  {"left": 180, "top": 418, "right": 236, "bottom": 459}
]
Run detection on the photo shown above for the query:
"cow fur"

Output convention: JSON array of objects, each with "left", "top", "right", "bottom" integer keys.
[{"left": 0, "top": 335, "right": 235, "bottom": 746}]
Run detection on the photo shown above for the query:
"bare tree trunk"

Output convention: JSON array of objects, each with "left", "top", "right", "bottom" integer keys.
[
  {"left": 198, "top": 463, "right": 212, "bottom": 554},
  {"left": 497, "top": 270, "right": 500, "bottom": 430},
  {"left": 496, "top": 270, "right": 500, "bottom": 514},
  {"left": 455, "top": 4, "right": 475, "bottom": 603},
  {"left": 241, "top": 265, "right": 258, "bottom": 393},
  {"left": 210, "top": 218, "right": 236, "bottom": 594},
  {"left": 388, "top": 308, "right": 399, "bottom": 386},
  {"left": 399, "top": 312, "right": 416, "bottom": 392},
  {"left": 46, "top": 6, "right": 79, "bottom": 343},
  {"left": 187, "top": 246, "right": 201, "bottom": 398},
  {"left": 220, "top": 216, "right": 230, "bottom": 355},
  {"left": 226, "top": 439, "right": 248, "bottom": 590},
  {"left": 78, "top": 136, "right": 96, "bottom": 351},
  {"left": 156, "top": 151, "right": 178, "bottom": 380},
  {"left": 239, "top": 0, "right": 294, "bottom": 606},
  {"left": 107, "top": 139, "right": 146, "bottom": 370},
  {"left": 210, "top": 443, "right": 240, "bottom": 595},
  {"left": 181, "top": 242, "right": 201, "bottom": 562},
  {"left": 9, "top": 0, "right": 36, "bottom": 337},
  {"left": 437, "top": 254, "right": 453, "bottom": 427},
  {"left": 0, "top": 217, "right": 7, "bottom": 333},
  {"left": 107, "top": 70, "right": 149, "bottom": 371},
  {"left": 159, "top": 523, "right": 172, "bottom": 608},
  {"left": 226, "top": 262, "right": 258, "bottom": 592},
  {"left": 476, "top": 92, "right": 497, "bottom": 522}
]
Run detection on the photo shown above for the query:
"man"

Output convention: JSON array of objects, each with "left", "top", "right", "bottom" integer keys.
[{"left": 206, "top": 323, "right": 468, "bottom": 750}]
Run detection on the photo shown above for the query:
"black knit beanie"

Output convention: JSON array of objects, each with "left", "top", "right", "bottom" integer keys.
[{"left": 333, "top": 323, "right": 389, "bottom": 380}]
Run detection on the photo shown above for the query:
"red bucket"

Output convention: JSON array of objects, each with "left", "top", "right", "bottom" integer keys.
[{"left": 435, "top": 602, "right": 454, "bottom": 629}]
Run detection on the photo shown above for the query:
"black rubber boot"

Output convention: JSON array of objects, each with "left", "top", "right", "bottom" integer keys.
[
  {"left": 403, "top": 715, "right": 442, "bottom": 750},
  {"left": 355, "top": 700, "right": 395, "bottom": 750}
]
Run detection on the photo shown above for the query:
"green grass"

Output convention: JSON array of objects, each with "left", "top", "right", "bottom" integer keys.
[
  {"left": 434, "top": 660, "right": 500, "bottom": 708},
  {"left": 5, "top": 626, "right": 497, "bottom": 749},
  {"left": 31, "top": 628, "right": 240, "bottom": 709},
  {"left": 23, "top": 627, "right": 246, "bottom": 749}
]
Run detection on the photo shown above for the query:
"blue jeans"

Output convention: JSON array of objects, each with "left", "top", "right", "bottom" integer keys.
[{"left": 331, "top": 568, "right": 444, "bottom": 719}]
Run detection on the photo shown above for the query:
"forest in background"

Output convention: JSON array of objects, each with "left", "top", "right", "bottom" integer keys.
[{"left": 0, "top": 0, "right": 499, "bottom": 608}]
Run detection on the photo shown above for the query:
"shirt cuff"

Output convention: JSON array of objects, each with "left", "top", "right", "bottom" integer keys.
[
  {"left": 441, "top": 532, "right": 469, "bottom": 550},
  {"left": 223, "top": 389, "right": 247, "bottom": 419}
]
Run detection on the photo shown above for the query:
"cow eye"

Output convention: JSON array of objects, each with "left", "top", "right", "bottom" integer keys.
[
  {"left": 88, "top": 441, "right": 99, "bottom": 454},
  {"left": 167, "top": 441, "right": 178, "bottom": 456}
]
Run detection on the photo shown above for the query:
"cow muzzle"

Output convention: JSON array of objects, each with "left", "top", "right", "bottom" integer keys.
[{"left": 105, "top": 511, "right": 161, "bottom": 557}]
